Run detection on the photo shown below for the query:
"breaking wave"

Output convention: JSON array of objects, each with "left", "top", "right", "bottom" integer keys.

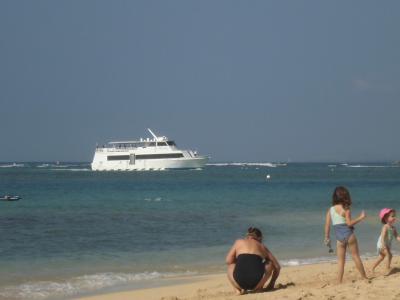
[
  {"left": 207, "top": 162, "right": 287, "bottom": 168},
  {"left": 50, "top": 168, "right": 91, "bottom": 171},
  {"left": 0, "top": 271, "right": 196, "bottom": 300},
  {"left": 346, "top": 164, "right": 398, "bottom": 168},
  {"left": 0, "top": 163, "right": 25, "bottom": 168}
]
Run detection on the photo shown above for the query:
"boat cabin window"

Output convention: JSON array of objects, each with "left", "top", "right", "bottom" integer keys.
[
  {"left": 167, "top": 141, "right": 176, "bottom": 146},
  {"left": 108, "top": 140, "right": 176, "bottom": 148},
  {"left": 136, "top": 153, "right": 183, "bottom": 159},
  {"left": 107, "top": 155, "right": 130, "bottom": 161}
]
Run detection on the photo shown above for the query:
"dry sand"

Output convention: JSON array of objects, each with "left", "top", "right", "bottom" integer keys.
[{"left": 77, "top": 257, "right": 400, "bottom": 300}]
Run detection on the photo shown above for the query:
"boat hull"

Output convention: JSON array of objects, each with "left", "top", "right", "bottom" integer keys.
[{"left": 91, "top": 156, "right": 208, "bottom": 171}]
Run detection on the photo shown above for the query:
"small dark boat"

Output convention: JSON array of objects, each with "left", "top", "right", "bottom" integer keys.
[{"left": 0, "top": 195, "right": 21, "bottom": 201}]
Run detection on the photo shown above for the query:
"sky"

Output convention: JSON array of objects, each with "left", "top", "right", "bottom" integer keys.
[{"left": 1, "top": 1, "right": 399, "bottom": 162}]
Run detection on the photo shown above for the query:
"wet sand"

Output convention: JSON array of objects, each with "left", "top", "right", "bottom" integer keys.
[{"left": 76, "top": 257, "right": 400, "bottom": 300}]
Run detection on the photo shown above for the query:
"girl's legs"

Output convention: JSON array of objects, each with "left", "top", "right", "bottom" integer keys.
[
  {"left": 348, "top": 234, "right": 368, "bottom": 279},
  {"left": 371, "top": 250, "right": 386, "bottom": 272},
  {"left": 336, "top": 240, "right": 346, "bottom": 283},
  {"left": 227, "top": 264, "right": 243, "bottom": 294},
  {"left": 385, "top": 248, "right": 393, "bottom": 274}
]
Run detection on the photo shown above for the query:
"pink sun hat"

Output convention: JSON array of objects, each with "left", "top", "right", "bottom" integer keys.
[{"left": 379, "top": 208, "right": 394, "bottom": 222}]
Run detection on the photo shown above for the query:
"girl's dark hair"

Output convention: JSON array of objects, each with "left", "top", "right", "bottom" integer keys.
[
  {"left": 382, "top": 209, "right": 396, "bottom": 224},
  {"left": 247, "top": 227, "right": 262, "bottom": 239},
  {"left": 332, "top": 186, "right": 352, "bottom": 209}
]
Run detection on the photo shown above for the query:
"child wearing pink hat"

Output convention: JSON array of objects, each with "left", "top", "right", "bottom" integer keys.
[{"left": 371, "top": 208, "right": 400, "bottom": 274}]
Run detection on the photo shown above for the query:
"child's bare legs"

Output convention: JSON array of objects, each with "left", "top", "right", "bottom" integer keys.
[
  {"left": 371, "top": 250, "right": 386, "bottom": 272},
  {"left": 348, "top": 234, "right": 368, "bottom": 279},
  {"left": 227, "top": 263, "right": 243, "bottom": 294},
  {"left": 336, "top": 240, "right": 346, "bottom": 283},
  {"left": 385, "top": 248, "right": 393, "bottom": 274}
]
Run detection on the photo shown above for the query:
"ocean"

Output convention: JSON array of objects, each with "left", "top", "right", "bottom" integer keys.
[{"left": 0, "top": 162, "right": 399, "bottom": 299}]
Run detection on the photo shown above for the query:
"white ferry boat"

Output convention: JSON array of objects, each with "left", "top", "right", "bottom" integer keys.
[{"left": 91, "top": 129, "right": 208, "bottom": 171}]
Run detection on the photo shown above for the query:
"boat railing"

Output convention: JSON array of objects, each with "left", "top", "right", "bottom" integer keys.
[
  {"left": 96, "top": 147, "right": 134, "bottom": 152},
  {"left": 95, "top": 143, "right": 175, "bottom": 152}
]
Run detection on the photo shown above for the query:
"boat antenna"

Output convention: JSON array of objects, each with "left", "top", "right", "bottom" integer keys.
[{"left": 147, "top": 128, "right": 158, "bottom": 140}]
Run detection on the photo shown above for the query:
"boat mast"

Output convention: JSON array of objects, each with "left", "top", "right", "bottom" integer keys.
[
  {"left": 147, "top": 128, "right": 159, "bottom": 147},
  {"left": 147, "top": 128, "right": 158, "bottom": 140}
]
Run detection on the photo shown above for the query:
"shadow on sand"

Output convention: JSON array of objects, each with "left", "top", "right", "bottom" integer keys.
[
  {"left": 241, "top": 282, "right": 296, "bottom": 295},
  {"left": 385, "top": 267, "right": 400, "bottom": 276},
  {"left": 256, "top": 282, "right": 296, "bottom": 294}
]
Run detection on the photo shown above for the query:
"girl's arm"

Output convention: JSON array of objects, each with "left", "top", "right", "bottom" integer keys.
[
  {"left": 393, "top": 227, "right": 400, "bottom": 242},
  {"left": 324, "top": 209, "right": 331, "bottom": 242},
  {"left": 380, "top": 225, "right": 388, "bottom": 248},
  {"left": 225, "top": 241, "right": 238, "bottom": 265},
  {"left": 345, "top": 209, "right": 366, "bottom": 227}
]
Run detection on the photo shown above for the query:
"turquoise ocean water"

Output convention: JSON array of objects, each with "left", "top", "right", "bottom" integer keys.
[{"left": 0, "top": 162, "right": 399, "bottom": 299}]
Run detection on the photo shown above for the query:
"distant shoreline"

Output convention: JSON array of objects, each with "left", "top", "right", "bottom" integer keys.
[{"left": 0, "top": 161, "right": 399, "bottom": 164}]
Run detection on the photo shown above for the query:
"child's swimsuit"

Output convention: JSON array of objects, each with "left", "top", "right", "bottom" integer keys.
[
  {"left": 330, "top": 206, "right": 354, "bottom": 243},
  {"left": 377, "top": 226, "right": 394, "bottom": 253},
  {"left": 233, "top": 254, "right": 267, "bottom": 290}
]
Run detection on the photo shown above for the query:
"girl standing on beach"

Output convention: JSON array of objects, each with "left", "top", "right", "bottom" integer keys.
[
  {"left": 324, "top": 186, "right": 368, "bottom": 283},
  {"left": 371, "top": 208, "right": 400, "bottom": 274}
]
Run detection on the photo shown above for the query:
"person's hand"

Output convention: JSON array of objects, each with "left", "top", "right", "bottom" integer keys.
[
  {"left": 265, "top": 279, "right": 276, "bottom": 291},
  {"left": 324, "top": 238, "right": 334, "bottom": 253},
  {"left": 360, "top": 210, "right": 366, "bottom": 220}
]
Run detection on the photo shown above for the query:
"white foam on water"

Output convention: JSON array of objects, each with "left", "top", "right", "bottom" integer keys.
[
  {"left": 36, "top": 163, "right": 90, "bottom": 168},
  {"left": 50, "top": 164, "right": 73, "bottom": 168},
  {"left": 280, "top": 250, "right": 395, "bottom": 268},
  {"left": 36, "top": 164, "right": 50, "bottom": 168},
  {"left": 346, "top": 164, "right": 396, "bottom": 168},
  {"left": 0, "top": 271, "right": 196, "bottom": 300},
  {"left": 207, "top": 162, "right": 286, "bottom": 168},
  {"left": 144, "top": 197, "right": 164, "bottom": 202},
  {"left": 281, "top": 256, "right": 335, "bottom": 267},
  {"left": 0, "top": 163, "right": 25, "bottom": 168},
  {"left": 50, "top": 168, "right": 91, "bottom": 171}
]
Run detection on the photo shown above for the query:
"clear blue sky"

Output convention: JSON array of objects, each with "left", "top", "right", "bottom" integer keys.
[{"left": 1, "top": 1, "right": 399, "bottom": 162}]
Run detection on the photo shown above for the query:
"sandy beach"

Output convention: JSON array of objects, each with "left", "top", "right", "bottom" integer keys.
[{"left": 77, "top": 257, "right": 400, "bottom": 300}]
